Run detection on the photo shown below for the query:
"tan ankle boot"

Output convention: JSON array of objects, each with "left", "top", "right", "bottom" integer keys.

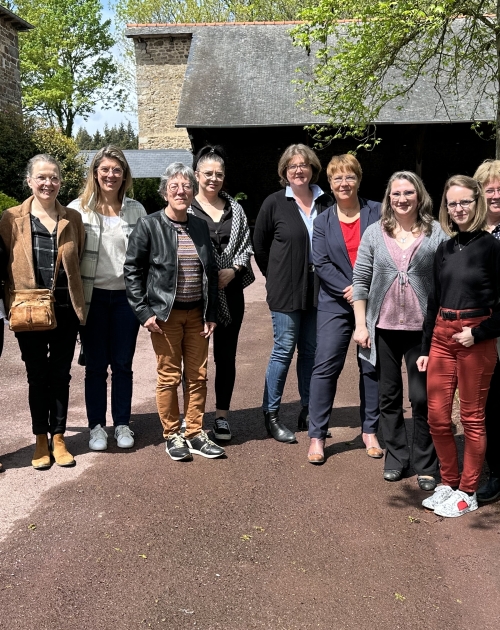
[
  {"left": 51, "top": 434, "right": 74, "bottom": 467},
  {"left": 32, "top": 434, "right": 51, "bottom": 469}
]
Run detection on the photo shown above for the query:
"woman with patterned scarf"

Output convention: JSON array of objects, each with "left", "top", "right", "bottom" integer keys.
[{"left": 190, "top": 145, "right": 255, "bottom": 441}]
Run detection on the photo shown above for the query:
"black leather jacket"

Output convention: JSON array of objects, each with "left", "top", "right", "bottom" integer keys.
[{"left": 124, "top": 210, "right": 218, "bottom": 325}]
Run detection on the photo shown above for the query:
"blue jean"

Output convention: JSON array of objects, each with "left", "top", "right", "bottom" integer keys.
[
  {"left": 263, "top": 307, "right": 317, "bottom": 411},
  {"left": 83, "top": 288, "right": 140, "bottom": 429}
]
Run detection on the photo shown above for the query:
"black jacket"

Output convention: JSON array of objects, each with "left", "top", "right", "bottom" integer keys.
[
  {"left": 124, "top": 211, "right": 218, "bottom": 325},
  {"left": 253, "top": 188, "right": 333, "bottom": 312}
]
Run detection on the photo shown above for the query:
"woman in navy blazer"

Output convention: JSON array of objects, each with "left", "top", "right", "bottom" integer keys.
[{"left": 307, "top": 155, "right": 381, "bottom": 464}]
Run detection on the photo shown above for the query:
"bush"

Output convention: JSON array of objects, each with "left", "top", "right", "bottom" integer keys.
[
  {"left": 32, "top": 128, "right": 86, "bottom": 205},
  {"left": 0, "top": 109, "right": 37, "bottom": 202},
  {"left": 131, "top": 178, "right": 163, "bottom": 214},
  {"left": 0, "top": 192, "right": 20, "bottom": 215}
]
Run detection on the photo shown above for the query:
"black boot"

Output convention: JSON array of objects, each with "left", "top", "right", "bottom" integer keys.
[
  {"left": 264, "top": 411, "right": 296, "bottom": 443},
  {"left": 297, "top": 406, "right": 309, "bottom": 431}
]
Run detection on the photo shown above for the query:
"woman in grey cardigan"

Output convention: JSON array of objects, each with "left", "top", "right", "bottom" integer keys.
[{"left": 352, "top": 171, "right": 447, "bottom": 489}]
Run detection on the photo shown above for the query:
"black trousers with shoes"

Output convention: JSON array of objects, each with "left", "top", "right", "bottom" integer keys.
[{"left": 376, "top": 328, "right": 438, "bottom": 476}]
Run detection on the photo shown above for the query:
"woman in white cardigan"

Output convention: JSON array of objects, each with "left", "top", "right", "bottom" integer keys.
[
  {"left": 352, "top": 171, "right": 447, "bottom": 489},
  {"left": 69, "top": 146, "right": 146, "bottom": 452}
]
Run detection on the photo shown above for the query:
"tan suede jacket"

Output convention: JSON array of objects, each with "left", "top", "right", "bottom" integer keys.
[{"left": 0, "top": 196, "right": 86, "bottom": 324}]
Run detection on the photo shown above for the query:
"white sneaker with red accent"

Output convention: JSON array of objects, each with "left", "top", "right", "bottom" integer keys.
[
  {"left": 434, "top": 489, "right": 478, "bottom": 518},
  {"left": 421, "top": 485, "right": 454, "bottom": 510}
]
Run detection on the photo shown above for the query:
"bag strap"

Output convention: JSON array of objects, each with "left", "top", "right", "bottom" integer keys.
[{"left": 51, "top": 223, "right": 63, "bottom": 293}]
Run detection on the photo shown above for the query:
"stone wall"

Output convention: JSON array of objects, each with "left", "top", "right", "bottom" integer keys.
[
  {"left": 134, "top": 35, "right": 192, "bottom": 150},
  {"left": 0, "top": 16, "right": 22, "bottom": 111}
]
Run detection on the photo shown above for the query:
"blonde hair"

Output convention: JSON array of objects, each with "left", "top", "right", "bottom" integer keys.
[
  {"left": 473, "top": 159, "right": 500, "bottom": 186},
  {"left": 439, "top": 174, "right": 487, "bottom": 236},
  {"left": 80, "top": 145, "right": 132, "bottom": 212},
  {"left": 381, "top": 171, "right": 434, "bottom": 237},
  {"left": 277, "top": 144, "right": 322, "bottom": 187},
  {"left": 326, "top": 154, "right": 362, "bottom": 182}
]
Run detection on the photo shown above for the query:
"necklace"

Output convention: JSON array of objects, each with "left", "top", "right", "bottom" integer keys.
[{"left": 456, "top": 232, "right": 481, "bottom": 251}]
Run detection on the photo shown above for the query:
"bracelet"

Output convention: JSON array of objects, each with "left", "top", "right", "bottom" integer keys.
[{"left": 230, "top": 265, "right": 238, "bottom": 274}]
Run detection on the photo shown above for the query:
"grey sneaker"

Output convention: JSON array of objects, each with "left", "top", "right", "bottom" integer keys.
[
  {"left": 422, "top": 485, "right": 454, "bottom": 510},
  {"left": 187, "top": 430, "right": 225, "bottom": 458},
  {"left": 166, "top": 432, "right": 192, "bottom": 461},
  {"left": 115, "top": 425, "right": 134, "bottom": 448},
  {"left": 434, "top": 490, "right": 478, "bottom": 518},
  {"left": 213, "top": 417, "right": 232, "bottom": 441},
  {"left": 89, "top": 424, "right": 108, "bottom": 451}
]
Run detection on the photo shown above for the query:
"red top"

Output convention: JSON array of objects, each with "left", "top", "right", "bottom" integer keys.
[{"left": 339, "top": 218, "right": 361, "bottom": 268}]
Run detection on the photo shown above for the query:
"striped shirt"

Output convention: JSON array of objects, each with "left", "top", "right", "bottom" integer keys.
[{"left": 172, "top": 220, "right": 203, "bottom": 308}]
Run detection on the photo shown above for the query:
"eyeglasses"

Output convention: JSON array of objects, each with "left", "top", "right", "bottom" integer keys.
[
  {"left": 485, "top": 188, "right": 500, "bottom": 196},
  {"left": 198, "top": 170, "right": 224, "bottom": 181},
  {"left": 390, "top": 191, "right": 416, "bottom": 199},
  {"left": 33, "top": 176, "right": 60, "bottom": 185},
  {"left": 97, "top": 167, "right": 124, "bottom": 177},
  {"left": 447, "top": 199, "right": 476, "bottom": 210},
  {"left": 287, "top": 163, "right": 310, "bottom": 172},
  {"left": 168, "top": 183, "right": 193, "bottom": 192},
  {"left": 331, "top": 175, "right": 357, "bottom": 185}
]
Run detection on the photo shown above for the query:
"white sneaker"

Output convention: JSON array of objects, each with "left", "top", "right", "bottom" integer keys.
[
  {"left": 89, "top": 424, "right": 108, "bottom": 451},
  {"left": 115, "top": 425, "right": 135, "bottom": 448},
  {"left": 434, "top": 489, "right": 478, "bottom": 518},
  {"left": 422, "top": 485, "right": 454, "bottom": 510}
]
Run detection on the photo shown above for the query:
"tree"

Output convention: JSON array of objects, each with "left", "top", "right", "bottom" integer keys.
[
  {"left": 0, "top": 109, "right": 37, "bottom": 202},
  {"left": 115, "top": 0, "right": 308, "bottom": 26},
  {"left": 292, "top": 1, "right": 500, "bottom": 156},
  {"left": 14, "top": 0, "right": 125, "bottom": 138}
]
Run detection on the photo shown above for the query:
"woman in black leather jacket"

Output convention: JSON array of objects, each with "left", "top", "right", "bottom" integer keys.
[{"left": 124, "top": 163, "right": 222, "bottom": 461}]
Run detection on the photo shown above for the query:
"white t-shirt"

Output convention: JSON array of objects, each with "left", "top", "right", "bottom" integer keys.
[{"left": 93, "top": 215, "right": 127, "bottom": 290}]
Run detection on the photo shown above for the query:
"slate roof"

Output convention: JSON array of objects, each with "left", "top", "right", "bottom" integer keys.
[
  {"left": 0, "top": 5, "right": 33, "bottom": 31},
  {"left": 125, "top": 22, "right": 496, "bottom": 128},
  {"left": 79, "top": 149, "right": 193, "bottom": 178}
]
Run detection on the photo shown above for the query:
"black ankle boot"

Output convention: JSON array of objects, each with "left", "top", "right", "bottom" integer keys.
[
  {"left": 297, "top": 406, "right": 309, "bottom": 431},
  {"left": 264, "top": 411, "right": 296, "bottom": 443}
]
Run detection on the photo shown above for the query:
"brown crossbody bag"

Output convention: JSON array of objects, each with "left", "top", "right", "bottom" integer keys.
[{"left": 9, "top": 247, "right": 62, "bottom": 332}]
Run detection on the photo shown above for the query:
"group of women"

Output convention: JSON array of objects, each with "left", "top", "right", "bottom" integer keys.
[
  {"left": 255, "top": 144, "right": 500, "bottom": 519},
  {"left": 0, "top": 142, "right": 499, "bottom": 519}
]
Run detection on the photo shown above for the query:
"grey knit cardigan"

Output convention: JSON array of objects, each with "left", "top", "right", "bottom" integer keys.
[{"left": 352, "top": 220, "right": 448, "bottom": 366}]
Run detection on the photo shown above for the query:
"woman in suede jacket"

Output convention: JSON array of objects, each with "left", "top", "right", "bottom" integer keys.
[{"left": 0, "top": 154, "right": 85, "bottom": 471}]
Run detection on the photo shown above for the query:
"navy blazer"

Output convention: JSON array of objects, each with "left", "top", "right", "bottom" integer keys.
[{"left": 312, "top": 198, "right": 381, "bottom": 313}]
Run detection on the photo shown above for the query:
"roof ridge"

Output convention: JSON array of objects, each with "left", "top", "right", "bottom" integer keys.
[{"left": 126, "top": 21, "right": 306, "bottom": 27}]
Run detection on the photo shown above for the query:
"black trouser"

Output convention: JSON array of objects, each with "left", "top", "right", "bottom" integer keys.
[
  {"left": 213, "top": 283, "right": 245, "bottom": 411},
  {"left": 376, "top": 328, "right": 438, "bottom": 476},
  {"left": 485, "top": 358, "right": 500, "bottom": 477},
  {"left": 16, "top": 305, "right": 80, "bottom": 436}
]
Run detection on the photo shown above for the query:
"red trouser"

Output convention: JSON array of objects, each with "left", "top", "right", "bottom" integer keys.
[{"left": 427, "top": 312, "right": 497, "bottom": 492}]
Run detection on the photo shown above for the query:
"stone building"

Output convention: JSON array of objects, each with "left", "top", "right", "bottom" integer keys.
[
  {"left": 126, "top": 22, "right": 496, "bottom": 220},
  {"left": 0, "top": 5, "right": 32, "bottom": 111}
]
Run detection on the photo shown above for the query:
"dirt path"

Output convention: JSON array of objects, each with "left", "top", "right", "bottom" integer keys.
[{"left": 0, "top": 265, "right": 499, "bottom": 629}]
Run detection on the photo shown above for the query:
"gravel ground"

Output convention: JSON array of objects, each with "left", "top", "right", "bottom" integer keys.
[{"left": 0, "top": 264, "right": 499, "bottom": 630}]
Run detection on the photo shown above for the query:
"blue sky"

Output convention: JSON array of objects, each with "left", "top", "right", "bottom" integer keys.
[{"left": 73, "top": 5, "right": 138, "bottom": 136}]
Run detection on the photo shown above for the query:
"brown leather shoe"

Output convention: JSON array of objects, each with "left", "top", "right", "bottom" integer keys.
[
  {"left": 51, "top": 434, "right": 75, "bottom": 467},
  {"left": 32, "top": 434, "right": 51, "bottom": 469},
  {"left": 366, "top": 446, "right": 384, "bottom": 459},
  {"left": 307, "top": 438, "right": 325, "bottom": 465}
]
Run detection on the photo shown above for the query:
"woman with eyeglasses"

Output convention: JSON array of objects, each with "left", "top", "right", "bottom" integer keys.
[
  {"left": 254, "top": 144, "right": 333, "bottom": 443},
  {"left": 353, "top": 171, "right": 446, "bottom": 488},
  {"left": 417, "top": 175, "right": 500, "bottom": 518},
  {"left": 190, "top": 145, "right": 254, "bottom": 441},
  {"left": 472, "top": 161, "right": 500, "bottom": 504},
  {"left": 306, "top": 154, "right": 381, "bottom": 464},
  {"left": 0, "top": 154, "right": 86, "bottom": 469},
  {"left": 68, "top": 146, "right": 146, "bottom": 452},
  {"left": 124, "top": 163, "right": 222, "bottom": 461}
]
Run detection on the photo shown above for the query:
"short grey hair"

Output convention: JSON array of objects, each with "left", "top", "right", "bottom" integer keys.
[{"left": 158, "top": 162, "right": 197, "bottom": 197}]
